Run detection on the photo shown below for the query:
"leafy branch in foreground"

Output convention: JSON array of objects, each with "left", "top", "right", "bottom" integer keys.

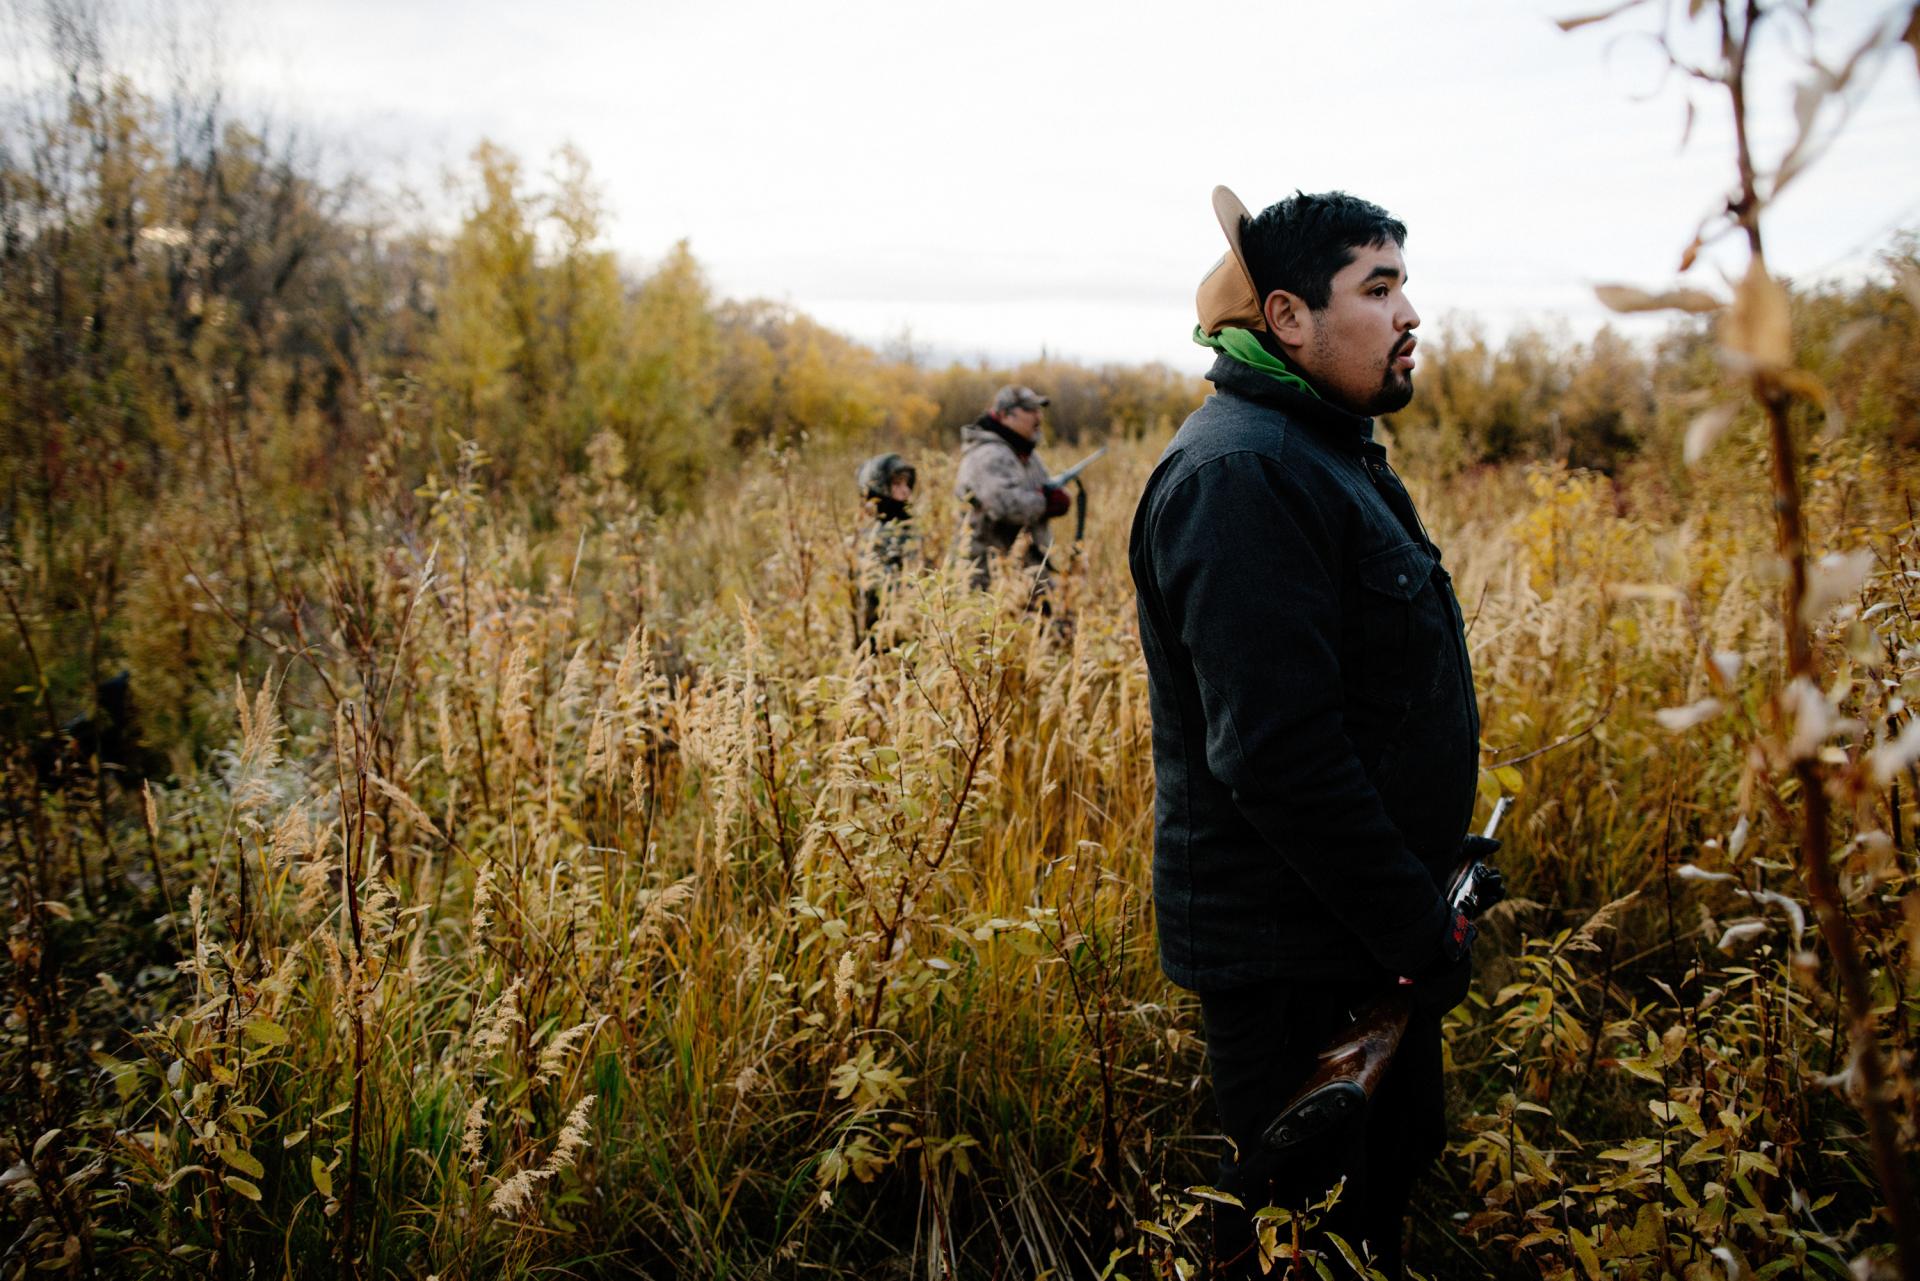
[{"left": 1578, "top": 1, "right": 1920, "bottom": 1275}]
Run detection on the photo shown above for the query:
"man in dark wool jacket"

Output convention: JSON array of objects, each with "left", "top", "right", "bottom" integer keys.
[{"left": 1128, "top": 187, "right": 1484, "bottom": 1278}]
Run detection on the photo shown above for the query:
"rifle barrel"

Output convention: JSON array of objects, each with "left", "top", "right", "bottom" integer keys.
[{"left": 1048, "top": 446, "right": 1107, "bottom": 489}]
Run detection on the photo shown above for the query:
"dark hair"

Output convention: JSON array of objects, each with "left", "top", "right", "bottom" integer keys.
[{"left": 1239, "top": 191, "right": 1407, "bottom": 312}]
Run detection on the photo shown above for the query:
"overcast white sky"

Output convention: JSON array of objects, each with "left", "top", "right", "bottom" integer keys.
[{"left": 153, "top": 2, "right": 1920, "bottom": 371}]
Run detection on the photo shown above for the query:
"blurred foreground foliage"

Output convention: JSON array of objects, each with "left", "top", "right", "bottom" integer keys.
[{"left": 3, "top": 4, "right": 1920, "bottom": 1279}]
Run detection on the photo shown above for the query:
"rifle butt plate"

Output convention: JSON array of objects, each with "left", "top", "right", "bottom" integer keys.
[{"left": 1261, "top": 1081, "right": 1365, "bottom": 1151}]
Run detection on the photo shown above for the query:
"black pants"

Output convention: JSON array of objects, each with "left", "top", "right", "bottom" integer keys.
[{"left": 1198, "top": 982, "right": 1448, "bottom": 1279}]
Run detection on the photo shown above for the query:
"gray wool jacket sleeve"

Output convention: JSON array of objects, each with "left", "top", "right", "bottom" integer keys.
[
  {"left": 959, "top": 445, "right": 1048, "bottom": 525},
  {"left": 1150, "top": 449, "right": 1451, "bottom": 976}
]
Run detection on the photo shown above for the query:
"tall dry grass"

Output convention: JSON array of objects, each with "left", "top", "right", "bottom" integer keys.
[{"left": 3, "top": 411, "right": 1914, "bottom": 1278}]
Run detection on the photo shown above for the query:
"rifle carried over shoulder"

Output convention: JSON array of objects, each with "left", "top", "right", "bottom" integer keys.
[{"left": 1262, "top": 798, "right": 1511, "bottom": 1151}]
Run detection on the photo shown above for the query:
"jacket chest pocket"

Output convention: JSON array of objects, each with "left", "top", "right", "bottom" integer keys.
[{"left": 1351, "top": 541, "right": 1447, "bottom": 710}]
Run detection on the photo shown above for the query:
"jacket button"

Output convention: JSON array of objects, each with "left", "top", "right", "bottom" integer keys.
[{"left": 1396, "top": 573, "right": 1408, "bottom": 587}]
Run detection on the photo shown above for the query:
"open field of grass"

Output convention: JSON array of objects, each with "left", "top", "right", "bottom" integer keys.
[{"left": 5, "top": 420, "right": 1915, "bottom": 1278}]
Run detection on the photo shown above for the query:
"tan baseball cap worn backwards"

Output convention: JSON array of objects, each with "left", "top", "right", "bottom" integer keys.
[{"left": 1196, "top": 185, "right": 1267, "bottom": 336}]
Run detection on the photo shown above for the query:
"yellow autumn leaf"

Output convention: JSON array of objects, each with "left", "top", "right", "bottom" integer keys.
[
  {"left": 221, "top": 1147, "right": 264, "bottom": 1179},
  {"left": 1594, "top": 283, "right": 1722, "bottom": 314},
  {"left": 1720, "top": 256, "right": 1792, "bottom": 371},
  {"left": 311, "top": 1155, "right": 332, "bottom": 1198},
  {"left": 243, "top": 1018, "right": 289, "bottom": 1046}
]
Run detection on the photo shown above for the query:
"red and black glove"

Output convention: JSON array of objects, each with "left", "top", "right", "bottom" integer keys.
[{"left": 1041, "top": 484, "right": 1072, "bottom": 519}]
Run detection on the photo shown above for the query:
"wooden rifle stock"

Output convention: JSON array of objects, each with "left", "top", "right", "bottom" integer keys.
[
  {"left": 1261, "top": 799, "right": 1510, "bottom": 1152},
  {"left": 1261, "top": 988, "right": 1412, "bottom": 1150}
]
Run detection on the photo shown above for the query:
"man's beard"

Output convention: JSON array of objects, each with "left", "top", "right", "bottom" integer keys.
[
  {"left": 1366, "top": 367, "right": 1415, "bottom": 416},
  {"left": 1364, "top": 333, "right": 1417, "bottom": 415},
  {"left": 1310, "top": 328, "right": 1416, "bottom": 416}
]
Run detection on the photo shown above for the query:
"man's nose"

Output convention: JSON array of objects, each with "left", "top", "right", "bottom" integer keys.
[{"left": 1400, "top": 295, "right": 1421, "bottom": 331}]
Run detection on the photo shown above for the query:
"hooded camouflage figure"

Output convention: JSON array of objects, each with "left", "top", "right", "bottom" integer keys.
[
  {"left": 857, "top": 452, "right": 916, "bottom": 504},
  {"left": 855, "top": 453, "right": 919, "bottom": 640}
]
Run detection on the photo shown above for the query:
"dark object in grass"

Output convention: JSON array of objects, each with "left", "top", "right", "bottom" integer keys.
[{"left": 30, "top": 671, "right": 164, "bottom": 789}]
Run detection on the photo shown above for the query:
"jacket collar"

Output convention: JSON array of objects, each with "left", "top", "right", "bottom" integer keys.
[
  {"left": 1205, "top": 353, "right": 1379, "bottom": 455},
  {"left": 972, "top": 413, "right": 1036, "bottom": 458}
]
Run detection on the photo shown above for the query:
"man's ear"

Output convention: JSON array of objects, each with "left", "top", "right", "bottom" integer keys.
[{"left": 1263, "top": 289, "right": 1311, "bottom": 351}]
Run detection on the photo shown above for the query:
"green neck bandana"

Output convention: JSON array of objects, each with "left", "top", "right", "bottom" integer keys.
[{"left": 1192, "top": 325, "right": 1321, "bottom": 400}]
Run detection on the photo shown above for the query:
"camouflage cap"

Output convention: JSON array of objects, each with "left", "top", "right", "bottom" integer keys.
[
  {"left": 990, "top": 385, "right": 1050, "bottom": 415},
  {"left": 857, "top": 453, "right": 916, "bottom": 498}
]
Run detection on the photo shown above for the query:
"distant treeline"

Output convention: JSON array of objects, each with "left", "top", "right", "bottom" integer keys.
[
  {"left": 0, "top": 90, "right": 1203, "bottom": 526},
  {"left": 1390, "top": 254, "right": 1920, "bottom": 474}
]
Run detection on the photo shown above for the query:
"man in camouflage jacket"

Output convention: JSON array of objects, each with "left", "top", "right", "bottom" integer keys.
[{"left": 954, "top": 385, "right": 1072, "bottom": 591}]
